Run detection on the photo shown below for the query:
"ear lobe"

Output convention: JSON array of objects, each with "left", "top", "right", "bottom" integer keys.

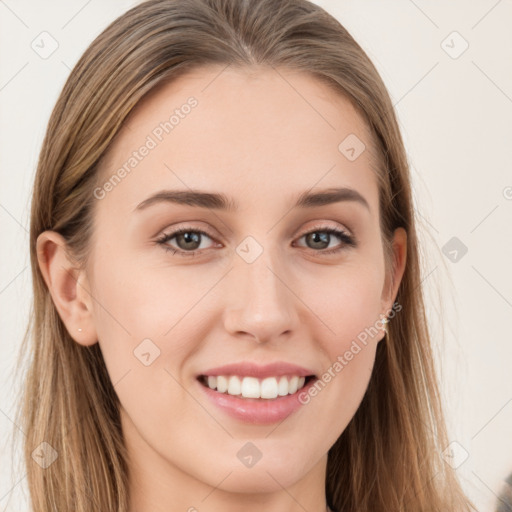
[{"left": 36, "top": 230, "right": 98, "bottom": 346}]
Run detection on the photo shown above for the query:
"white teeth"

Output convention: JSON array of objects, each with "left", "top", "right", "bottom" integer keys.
[
  {"left": 216, "top": 375, "right": 228, "bottom": 393},
  {"left": 260, "top": 377, "right": 278, "bottom": 399},
  {"left": 278, "top": 376, "right": 288, "bottom": 396},
  {"left": 241, "top": 376, "right": 260, "bottom": 398},
  {"left": 227, "top": 376, "right": 241, "bottom": 395},
  {"left": 203, "top": 375, "right": 309, "bottom": 399},
  {"left": 207, "top": 376, "right": 217, "bottom": 389},
  {"left": 288, "top": 376, "right": 299, "bottom": 394}
]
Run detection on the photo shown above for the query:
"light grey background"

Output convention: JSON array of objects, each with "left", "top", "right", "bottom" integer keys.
[{"left": 1, "top": 1, "right": 511, "bottom": 511}]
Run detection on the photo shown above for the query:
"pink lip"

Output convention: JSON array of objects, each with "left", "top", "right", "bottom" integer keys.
[
  {"left": 197, "top": 376, "right": 318, "bottom": 425},
  {"left": 199, "top": 361, "right": 316, "bottom": 379}
]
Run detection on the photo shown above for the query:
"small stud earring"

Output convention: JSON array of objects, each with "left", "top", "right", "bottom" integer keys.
[
  {"left": 78, "top": 328, "right": 82, "bottom": 332},
  {"left": 381, "top": 316, "right": 389, "bottom": 334}
]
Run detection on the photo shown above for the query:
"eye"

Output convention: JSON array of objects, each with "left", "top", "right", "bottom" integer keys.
[
  {"left": 156, "top": 224, "right": 357, "bottom": 258},
  {"left": 156, "top": 227, "right": 218, "bottom": 257},
  {"left": 294, "top": 225, "right": 356, "bottom": 255}
]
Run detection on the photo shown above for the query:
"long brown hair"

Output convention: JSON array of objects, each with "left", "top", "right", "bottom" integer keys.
[{"left": 13, "top": 0, "right": 477, "bottom": 510}]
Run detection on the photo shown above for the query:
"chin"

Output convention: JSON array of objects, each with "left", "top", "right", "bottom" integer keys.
[
  {"left": 210, "top": 465, "right": 305, "bottom": 494},
  {"left": 194, "top": 448, "right": 316, "bottom": 494}
]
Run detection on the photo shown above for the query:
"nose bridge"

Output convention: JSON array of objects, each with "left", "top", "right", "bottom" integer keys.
[{"left": 223, "top": 235, "right": 298, "bottom": 342}]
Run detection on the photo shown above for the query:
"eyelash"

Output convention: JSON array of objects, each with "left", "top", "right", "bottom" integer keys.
[{"left": 155, "top": 225, "right": 356, "bottom": 258}]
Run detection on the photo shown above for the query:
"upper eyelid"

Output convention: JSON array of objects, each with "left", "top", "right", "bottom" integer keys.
[
  {"left": 158, "top": 222, "right": 352, "bottom": 245},
  {"left": 159, "top": 218, "right": 352, "bottom": 236}
]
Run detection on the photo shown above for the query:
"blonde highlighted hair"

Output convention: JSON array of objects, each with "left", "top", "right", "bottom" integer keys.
[{"left": 12, "top": 0, "right": 476, "bottom": 510}]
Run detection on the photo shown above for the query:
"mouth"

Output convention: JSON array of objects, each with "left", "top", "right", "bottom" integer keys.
[
  {"left": 196, "top": 361, "right": 319, "bottom": 424},
  {"left": 197, "top": 374, "right": 317, "bottom": 400}
]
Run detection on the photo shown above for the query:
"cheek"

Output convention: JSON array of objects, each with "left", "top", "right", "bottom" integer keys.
[
  {"left": 89, "top": 249, "right": 204, "bottom": 348},
  {"left": 299, "top": 260, "right": 383, "bottom": 419},
  {"left": 87, "top": 248, "right": 220, "bottom": 421},
  {"left": 306, "top": 259, "right": 384, "bottom": 346},
  {"left": 87, "top": 252, "right": 205, "bottom": 433}
]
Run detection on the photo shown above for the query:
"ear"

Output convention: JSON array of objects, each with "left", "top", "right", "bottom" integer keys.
[
  {"left": 379, "top": 227, "right": 407, "bottom": 330},
  {"left": 36, "top": 230, "right": 98, "bottom": 346}
]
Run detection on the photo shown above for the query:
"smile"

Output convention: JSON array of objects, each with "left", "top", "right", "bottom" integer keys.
[{"left": 198, "top": 374, "right": 312, "bottom": 399}]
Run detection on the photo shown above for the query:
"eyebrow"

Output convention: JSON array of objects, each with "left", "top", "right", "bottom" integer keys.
[{"left": 133, "top": 186, "right": 371, "bottom": 213}]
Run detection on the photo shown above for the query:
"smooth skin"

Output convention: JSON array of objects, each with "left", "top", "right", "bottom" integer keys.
[{"left": 37, "top": 65, "right": 407, "bottom": 512}]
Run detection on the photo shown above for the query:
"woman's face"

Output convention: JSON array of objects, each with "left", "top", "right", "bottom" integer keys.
[{"left": 57, "top": 66, "right": 406, "bottom": 503}]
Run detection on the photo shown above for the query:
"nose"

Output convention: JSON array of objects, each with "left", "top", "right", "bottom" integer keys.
[{"left": 222, "top": 244, "right": 299, "bottom": 344}]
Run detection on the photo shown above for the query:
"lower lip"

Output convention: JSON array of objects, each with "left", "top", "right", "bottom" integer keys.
[{"left": 197, "top": 377, "right": 317, "bottom": 425}]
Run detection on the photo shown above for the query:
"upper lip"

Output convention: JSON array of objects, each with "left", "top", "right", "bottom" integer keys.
[{"left": 199, "top": 362, "right": 317, "bottom": 379}]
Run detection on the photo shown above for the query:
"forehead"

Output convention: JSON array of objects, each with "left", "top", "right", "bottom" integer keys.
[{"left": 95, "top": 65, "right": 381, "bottom": 217}]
